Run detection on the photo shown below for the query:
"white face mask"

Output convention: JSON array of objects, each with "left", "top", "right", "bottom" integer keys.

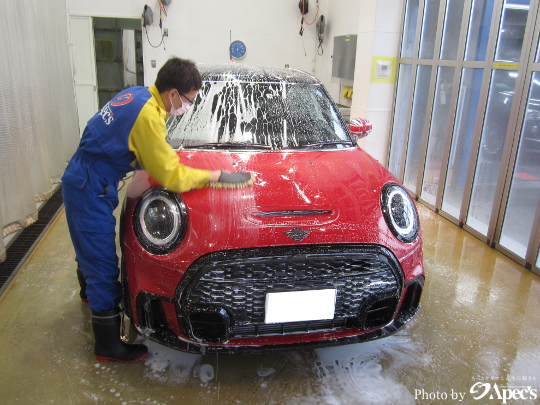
[{"left": 168, "top": 94, "right": 190, "bottom": 116}]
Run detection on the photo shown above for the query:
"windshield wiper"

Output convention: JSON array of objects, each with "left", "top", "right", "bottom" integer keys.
[
  {"left": 287, "top": 140, "right": 354, "bottom": 149},
  {"left": 184, "top": 142, "right": 273, "bottom": 150}
]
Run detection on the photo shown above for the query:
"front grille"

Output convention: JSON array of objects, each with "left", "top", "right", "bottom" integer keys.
[
  {"left": 232, "top": 318, "right": 355, "bottom": 337},
  {"left": 176, "top": 245, "right": 404, "bottom": 340}
]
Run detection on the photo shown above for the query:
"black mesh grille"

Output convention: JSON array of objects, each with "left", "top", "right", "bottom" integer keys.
[{"left": 176, "top": 245, "right": 404, "bottom": 339}]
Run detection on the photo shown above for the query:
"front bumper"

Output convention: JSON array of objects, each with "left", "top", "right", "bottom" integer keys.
[{"left": 124, "top": 244, "right": 424, "bottom": 354}]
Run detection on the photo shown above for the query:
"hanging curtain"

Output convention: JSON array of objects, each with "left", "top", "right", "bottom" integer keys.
[
  {"left": 123, "top": 29, "right": 138, "bottom": 88},
  {"left": 0, "top": 0, "right": 80, "bottom": 262}
]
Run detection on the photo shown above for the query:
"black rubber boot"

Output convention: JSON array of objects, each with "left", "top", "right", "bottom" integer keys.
[
  {"left": 76, "top": 264, "right": 88, "bottom": 303},
  {"left": 92, "top": 308, "right": 148, "bottom": 362}
]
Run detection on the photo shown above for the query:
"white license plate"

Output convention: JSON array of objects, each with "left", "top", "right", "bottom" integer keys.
[{"left": 264, "top": 289, "right": 336, "bottom": 324}]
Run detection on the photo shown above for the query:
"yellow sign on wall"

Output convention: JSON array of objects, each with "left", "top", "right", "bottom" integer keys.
[{"left": 370, "top": 56, "right": 397, "bottom": 84}]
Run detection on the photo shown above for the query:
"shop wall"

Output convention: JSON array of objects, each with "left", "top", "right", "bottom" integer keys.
[
  {"left": 68, "top": 0, "right": 364, "bottom": 100},
  {"left": 68, "top": 0, "right": 399, "bottom": 162}
]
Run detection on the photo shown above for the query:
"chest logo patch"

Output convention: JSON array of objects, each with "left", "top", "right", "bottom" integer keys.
[{"left": 111, "top": 93, "right": 134, "bottom": 106}]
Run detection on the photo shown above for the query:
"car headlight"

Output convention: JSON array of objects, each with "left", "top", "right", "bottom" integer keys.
[
  {"left": 133, "top": 189, "right": 187, "bottom": 255},
  {"left": 381, "top": 183, "right": 419, "bottom": 243}
]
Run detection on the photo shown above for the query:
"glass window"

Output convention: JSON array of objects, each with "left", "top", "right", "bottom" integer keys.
[
  {"left": 168, "top": 82, "right": 350, "bottom": 150},
  {"left": 499, "top": 72, "right": 540, "bottom": 258},
  {"left": 464, "top": 0, "right": 495, "bottom": 61},
  {"left": 440, "top": 0, "right": 466, "bottom": 60},
  {"left": 537, "top": 245, "right": 540, "bottom": 268},
  {"left": 536, "top": 31, "right": 540, "bottom": 63},
  {"left": 419, "top": 0, "right": 441, "bottom": 59},
  {"left": 403, "top": 65, "right": 433, "bottom": 192},
  {"left": 421, "top": 66, "right": 455, "bottom": 205},
  {"left": 401, "top": 0, "right": 420, "bottom": 58},
  {"left": 442, "top": 68, "right": 484, "bottom": 218},
  {"left": 389, "top": 64, "right": 413, "bottom": 178},
  {"left": 467, "top": 70, "right": 518, "bottom": 235},
  {"left": 494, "top": 0, "right": 531, "bottom": 63}
]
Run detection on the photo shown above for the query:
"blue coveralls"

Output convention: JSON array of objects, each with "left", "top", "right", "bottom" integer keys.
[
  {"left": 63, "top": 85, "right": 211, "bottom": 312},
  {"left": 62, "top": 87, "right": 155, "bottom": 313}
]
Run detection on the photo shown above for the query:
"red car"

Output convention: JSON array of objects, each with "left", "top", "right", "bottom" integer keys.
[{"left": 120, "top": 64, "right": 424, "bottom": 354}]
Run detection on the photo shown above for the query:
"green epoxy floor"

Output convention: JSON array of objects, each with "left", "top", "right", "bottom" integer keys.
[{"left": 0, "top": 202, "right": 539, "bottom": 405}]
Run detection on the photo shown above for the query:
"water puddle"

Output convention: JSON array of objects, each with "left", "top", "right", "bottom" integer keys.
[{"left": 141, "top": 330, "right": 424, "bottom": 404}]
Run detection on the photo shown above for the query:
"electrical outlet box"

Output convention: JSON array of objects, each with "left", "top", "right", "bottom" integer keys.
[
  {"left": 332, "top": 35, "right": 357, "bottom": 80},
  {"left": 163, "top": 28, "right": 168, "bottom": 37},
  {"left": 151, "top": 60, "right": 156, "bottom": 68},
  {"left": 375, "top": 60, "right": 392, "bottom": 78}
]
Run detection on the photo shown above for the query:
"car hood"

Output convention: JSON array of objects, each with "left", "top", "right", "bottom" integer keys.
[{"left": 126, "top": 147, "right": 422, "bottom": 265}]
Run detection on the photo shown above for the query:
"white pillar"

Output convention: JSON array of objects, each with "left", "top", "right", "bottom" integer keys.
[
  {"left": 351, "top": 0, "right": 404, "bottom": 167},
  {"left": 123, "top": 29, "right": 137, "bottom": 88}
]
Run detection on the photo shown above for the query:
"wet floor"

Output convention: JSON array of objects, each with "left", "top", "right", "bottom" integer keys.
[{"left": 0, "top": 196, "right": 539, "bottom": 405}]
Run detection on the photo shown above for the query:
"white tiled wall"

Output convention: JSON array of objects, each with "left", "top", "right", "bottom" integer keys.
[
  {"left": 68, "top": 0, "right": 404, "bottom": 165},
  {"left": 352, "top": 0, "right": 404, "bottom": 166}
]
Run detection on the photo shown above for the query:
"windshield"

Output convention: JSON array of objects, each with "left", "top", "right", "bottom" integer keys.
[{"left": 167, "top": 81, "right": 352, "bottom": 150}]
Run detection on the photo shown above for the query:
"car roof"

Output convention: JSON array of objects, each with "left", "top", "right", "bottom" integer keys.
[{"left": 197, "top": 63, "right": 321, "bottom": 85}]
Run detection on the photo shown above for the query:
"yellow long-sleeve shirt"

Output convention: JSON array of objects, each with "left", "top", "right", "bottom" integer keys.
[{"left": 128, "top": 85, "right": 210, "bottom": 192}]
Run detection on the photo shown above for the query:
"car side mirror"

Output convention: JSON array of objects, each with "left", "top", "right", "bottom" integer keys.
[{"left": 349, "top": 117, "right": 372, "bottom": 140}]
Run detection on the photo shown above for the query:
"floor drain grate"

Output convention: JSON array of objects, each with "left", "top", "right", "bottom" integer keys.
[{"left": 0, "top": 186, "right": 64, "bottom": 296}]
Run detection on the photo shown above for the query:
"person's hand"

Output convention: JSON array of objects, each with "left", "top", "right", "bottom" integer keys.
[
  {"left": 207, "top": 171, "right": 254, "bottom": 188},
  {"left": 209, "top": 170, "right": 221, "bottom": 182}
]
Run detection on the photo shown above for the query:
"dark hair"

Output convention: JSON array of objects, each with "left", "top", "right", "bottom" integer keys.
[{"left": 154, "top": 57, "right": 202, "bottom": 94}]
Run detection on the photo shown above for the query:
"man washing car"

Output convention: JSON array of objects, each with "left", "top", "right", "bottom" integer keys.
[{"left": 62, "top": 57, "right": 251, "bottom": 362}]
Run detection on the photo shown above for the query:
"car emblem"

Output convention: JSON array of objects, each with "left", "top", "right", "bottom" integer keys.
[{"left": 283, "top": 228, "right": 311, "bottom": 241}]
